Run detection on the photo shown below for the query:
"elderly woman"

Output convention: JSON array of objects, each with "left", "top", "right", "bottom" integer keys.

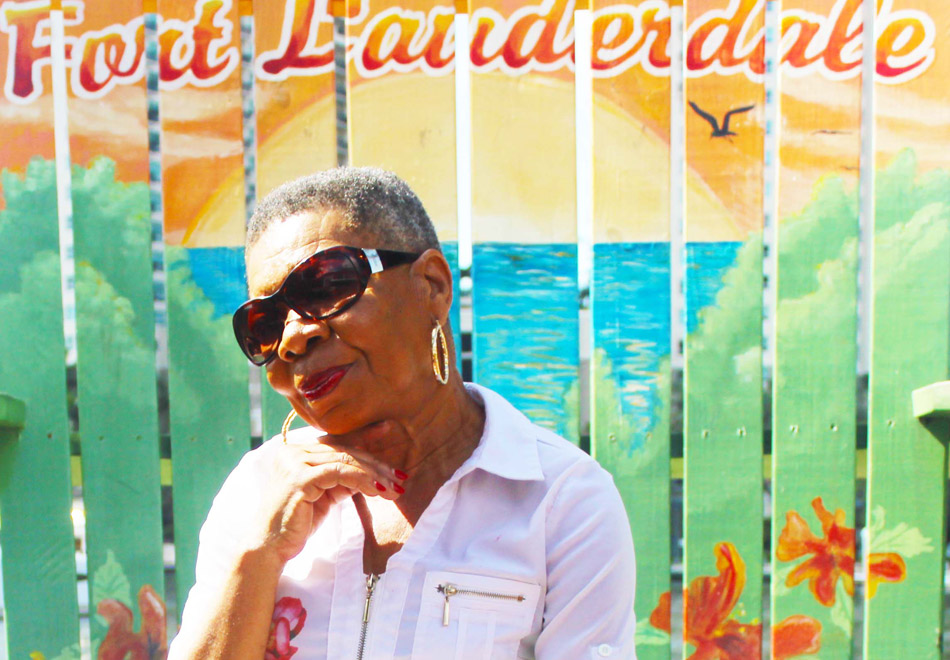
[{"left": 169, "top": 168, "right": 636, "bottom": 659}]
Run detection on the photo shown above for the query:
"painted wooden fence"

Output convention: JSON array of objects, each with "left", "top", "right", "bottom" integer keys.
[{"left": 0, "top": 0, "right": 947, "bottom": 658}]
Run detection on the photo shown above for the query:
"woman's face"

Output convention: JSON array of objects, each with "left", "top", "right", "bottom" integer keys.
[{"left": 245, "top": 208, "right": 447, "bottom": 434}]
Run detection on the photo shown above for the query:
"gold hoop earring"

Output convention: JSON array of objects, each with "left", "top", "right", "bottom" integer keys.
[
  {"left": 281, "top": 409, "right": 298, "bottom": 444},
  {"left": 431, "top": 320, "right": 450, "bottom": 385}
]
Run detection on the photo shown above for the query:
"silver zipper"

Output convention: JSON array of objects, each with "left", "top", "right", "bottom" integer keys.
[
  {"left": 356, "top": 574, "right": 379, "bottom": 660},
  {"left": 437, "top": 582, "right": 526, "bottom": 626}
]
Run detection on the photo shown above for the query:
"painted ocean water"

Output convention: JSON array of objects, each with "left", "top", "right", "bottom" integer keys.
[
  {"left": 472, "top": 243, "right": 580, "bottom": 441},
  {"left": 471, "top": 241, "right": 741, "bottom": 449},
  {"left": 591, "top": 242, "right": 672, "bottom": 453}
]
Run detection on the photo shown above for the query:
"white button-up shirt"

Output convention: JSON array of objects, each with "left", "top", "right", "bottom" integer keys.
[{"left": 174, "top": 384, "right": 637, "bottom": 659}]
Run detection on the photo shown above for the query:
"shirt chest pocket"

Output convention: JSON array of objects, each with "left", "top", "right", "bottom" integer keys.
[{"left": 411, "top": 571, "right": 542, "bottom": 660}]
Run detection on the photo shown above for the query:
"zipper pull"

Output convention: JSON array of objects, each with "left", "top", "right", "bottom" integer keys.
[
  {"left": 438, "top": 583, "right": 458, "bottom": 626},
  {"left": 363, "top": 574, "right": 379, "bottom": 623}
]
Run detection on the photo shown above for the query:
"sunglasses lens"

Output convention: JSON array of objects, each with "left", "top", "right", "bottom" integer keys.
[
  {"left": 233, "top": 248, "right": 370, "bottom": 365},
  {"left": 235, "top": 300, "right": 283, "bottom": 365},
  {"left": 284, "top": 249, "right": 366, "bottom": 318}
]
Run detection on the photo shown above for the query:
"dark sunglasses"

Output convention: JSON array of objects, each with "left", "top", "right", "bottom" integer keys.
[{"left": 233, "top": 246, "right": 422, "bottom": 365}]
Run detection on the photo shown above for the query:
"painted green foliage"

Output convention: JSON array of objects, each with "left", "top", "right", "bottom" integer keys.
[
  {"left": 164, "top": 251, "right": 251, "bottom": 610},
  {"left": 771, "top": 169, "right": 859, "bottom": 659},
  {"left": 864, "top": 150, "right": 949, "bottom": 658},
  {"left": 0, "top": 159, "right": 79, "bottom": 659},
  {"left": 683, "top": 233, "right": 764, "bottom": 648},
  {"left": 594, "top": 348, "right": 672, "bottom": 659},
  {"left": 771, "top": 150, "right": 948, "bottom": 658},
  {"left": 0, "top": 158, "right": 248, "bottom": 655},
  {"left": 650, "top": 150, "right": 949, "bottom": 658},
  {"left": 0, "top": 158, "right": 244, "bottom": 429},
  {"left": 69, "top": 156, "right": 167, "bottom": 653}
]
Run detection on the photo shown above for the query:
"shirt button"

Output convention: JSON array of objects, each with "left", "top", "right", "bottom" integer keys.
[{"left": 597, "top": 644, "right": 613, "bottom": 657}]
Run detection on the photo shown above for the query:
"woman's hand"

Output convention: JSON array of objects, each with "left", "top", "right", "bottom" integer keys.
[{"left": 210, "top": 421, "right": 407, "bottom": 568}]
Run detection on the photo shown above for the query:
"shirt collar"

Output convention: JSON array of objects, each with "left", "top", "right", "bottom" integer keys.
[{"left": 456, "top": 383, "right": 545, "bottom": 482}]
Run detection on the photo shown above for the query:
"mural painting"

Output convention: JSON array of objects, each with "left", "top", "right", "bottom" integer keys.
[{"left": 0, "top": 0, "right": 946, "bottom": 656}]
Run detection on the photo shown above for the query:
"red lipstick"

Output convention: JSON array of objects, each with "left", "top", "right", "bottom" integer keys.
[{"left": 299, "top": 365, "right": 350, "bottom": 401}]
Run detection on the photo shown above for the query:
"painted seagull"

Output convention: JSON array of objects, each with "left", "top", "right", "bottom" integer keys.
[{"left": 689, "top": 101, "right": 755, "bottom": 138}]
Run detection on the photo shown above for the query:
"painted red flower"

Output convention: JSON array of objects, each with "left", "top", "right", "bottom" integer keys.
[
  {"left": 650, "top": 542, "right": 821, "bottom": 660},
  {"left": 266, "top": 597, "right": 308, "bottom": 660},
  {"left": 97, "top": 584, "right": 167, "bottom": 660},
  {"left": 777, "top": 497, "right": 906, "bottom": 606}
]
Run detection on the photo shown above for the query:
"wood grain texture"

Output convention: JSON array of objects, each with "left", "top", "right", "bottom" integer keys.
[
  {"left": 682, "top": 1, "right": 765, "bottom": 656},
  {"left": 252, "top": 0, "right": 338, "bottom": 438},
  {"left": 157, "top": 0, "right": 252, "bottom": 615},
  {"left": 769, "top": 2, "right": 862, "bottom": 656},
  {"left": 468, "top": 0, "right": 580, "bottom": 442},
  {"left": 344, "top": 0, "right": 462, "bottom": 366},
  {"left": 65, "top": 0, "right": 167, "bottom": 650},
  {"left": 589, "top": 0, "right": 672, "bottom": 655},
  {"left": 863, "top": 1, "right": 950, "bottom": 655},
  {"left": 0, "top": 5, "right": 79, "bottom": 657}
]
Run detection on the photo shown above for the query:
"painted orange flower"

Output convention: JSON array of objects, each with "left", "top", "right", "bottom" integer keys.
[
  {"left": 97, "top": 584, "right": 167, "bottom": 660},
  {"left": 650, "top": 542, "right": 821, "bottom": 659},
  {"left": 777, "top": 497, "right": 906, "bottom": 606}
]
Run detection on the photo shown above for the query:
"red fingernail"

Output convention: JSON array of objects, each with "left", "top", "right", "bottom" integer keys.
[
  {"left": 374, "top": 481, "right": 386, "bottom": 492},
  {"left": 394, "top": 470, "right": 409, "bottom": 480},
  {"left": 393, "top": 483, "right": 405, "bottom": 494}
]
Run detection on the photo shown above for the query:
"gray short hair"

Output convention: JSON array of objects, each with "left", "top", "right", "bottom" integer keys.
[{"left": 247, "top": 167, "right": 441, "bottom": 253}]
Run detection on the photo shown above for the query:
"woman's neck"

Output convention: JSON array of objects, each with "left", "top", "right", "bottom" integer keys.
[{"left": 371, "top": 376, "right": 485, "bottom": 523}]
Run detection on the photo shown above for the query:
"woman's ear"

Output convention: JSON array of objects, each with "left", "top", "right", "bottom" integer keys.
[{"left": 411, "top": 248, "right": 454, "bottom": 322}]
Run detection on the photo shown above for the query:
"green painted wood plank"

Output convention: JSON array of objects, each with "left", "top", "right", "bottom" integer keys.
[
  {"left": 863, "top": 152, "right": 950, "bottom": 659},
  {"left": 588, "top": 0, "right": 673, "bottom": 651},
  {"left": 681, "top": 241, "right": 764, "bottom": 657},
  {"left": 0, "top": 159, "right": 81, "bottom": 659},
  {"left": 65, "top": 3, "right": 168, "bottom": 650},
  {"left": 0, "top": 7, "right": 80, "bottom": 648},
  {"left": 262, "top": 374, "right": 293, "bottom": 442},
  {"left": 769, "top": 2, "right": 862, "bottom": 653},
  {"left": 72, "top": 162, "right": 166, "bottom": 649},
  {"left": 681, "top": 2, "right": 766, "bottom": 655},
  {"left": 864, "top": 2, "right": 950, "bottom": 653},
  {"left": 592, "top": 245, "right": 672, "bottom": 659},
  {"left": 164, "top": 247, "right": 252, "bottom": 615},
  {"left": 158, "top": 0, "right": 252, "bottom": 616}
]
